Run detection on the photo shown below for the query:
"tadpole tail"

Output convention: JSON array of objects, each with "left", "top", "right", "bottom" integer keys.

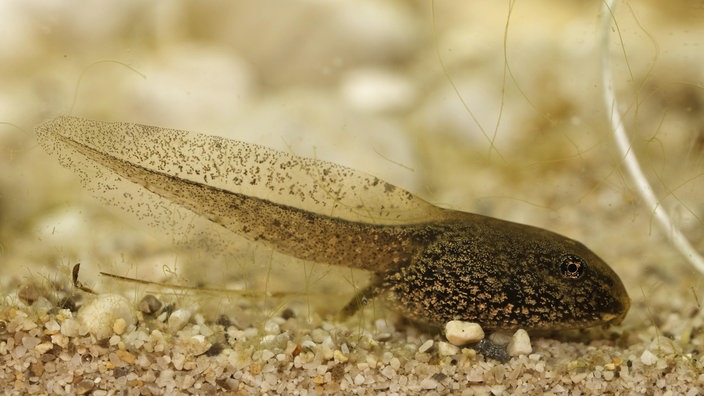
[{"left": 54, "top": 133, "right": 419, "bottom": 273}]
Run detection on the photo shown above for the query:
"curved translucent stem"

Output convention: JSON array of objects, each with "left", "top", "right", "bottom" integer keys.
[{"left": 600, "top": 0, "right": 704, "bottom": 274}]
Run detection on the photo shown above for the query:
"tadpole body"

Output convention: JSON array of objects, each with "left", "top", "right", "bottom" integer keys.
[{"left": 37, "top": 116, "right": 630, "bottom": 330}]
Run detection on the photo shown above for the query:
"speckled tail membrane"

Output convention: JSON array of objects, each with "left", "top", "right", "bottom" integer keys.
[{"left": 36, "top": 116, "right": 630, "bottom": 331}]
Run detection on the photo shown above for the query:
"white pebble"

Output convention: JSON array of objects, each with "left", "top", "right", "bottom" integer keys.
[
  {"left": 17, "top": 317, "right": 38, "bottom": 331},
  {"left": 381, "top": 365, "right": 396, "bottom": 379},
  {"left": 44, "top": 319, "right": 61, "bottom": 334},
  {"left": 444, "top": 320, "right": 484, "bottom": 346},
  {"left": 260, "top": 334, "right": 277, "bottom": 346},
  {"left": 418, "top": 339, "right": 434, "bottom": 353},
  {"left": 167, "top": 309, "right": 192, "bottom": 332},
  {"left": 78, "top": 294, "right": 134, "bottom": 339},
  {"left": 640, "top": 350, "right": 658, "bottom": 366},
  {"left": 263, "top": 319, "right": 280, "bottom": 335},
  {"left": 390, "top": 358, "right": 401, "bottom": 370},
  {"left": 570, "top": 372, "right": 587, "bottom": 383},
  {"left": 261, "top": 349, "right": 275, "bottom": 361},
  {"left": 196, "top": 323, "right": 214, "bottom": 337},
  {"left": 243, "top": 327, "right": 258, "bottom": 338},
  {"left": 374, "top": 319, "right": 391, "bottom": 332},
  {"left": 172, "top": 353, "right": 186, "bottom": 370},
  {"left": 438, "top": 341, "right": 460, "bottom": 356},
  {"left": 311, "top": 328, "right": 329, "bottom": 343},
  {"left": 507, "top": 329, "right": 532, "bottom": 356},
  {"left": 420, "top": 377, "right": 438, "bottom": 390},
  {"left": 191, "top": 334, "right": 205, "bottom": 344},
  {"left": 60, "top": 318, "right": 80, "bottom": 338},
  {"left": 354, "top": 374, "right": 365, "bottom": 385}
]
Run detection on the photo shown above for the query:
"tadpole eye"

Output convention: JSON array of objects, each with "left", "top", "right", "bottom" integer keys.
[{"left": 560, "top": 255, "right": 586, "bottom": 279}]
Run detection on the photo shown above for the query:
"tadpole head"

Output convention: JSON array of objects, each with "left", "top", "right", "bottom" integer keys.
[
  {"left": 384, "top": 217, "right": 630, "bottom": 331},
  {"left": 480, "top": 221, "right": 631, "bottom": 331},
  {"left": 519, "top": 232, "right": 631, "bottom": 330}
]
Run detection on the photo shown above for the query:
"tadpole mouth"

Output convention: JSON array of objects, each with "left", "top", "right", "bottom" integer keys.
[{"left": 603, "top": 293, "right": 630, "bottom": 326}]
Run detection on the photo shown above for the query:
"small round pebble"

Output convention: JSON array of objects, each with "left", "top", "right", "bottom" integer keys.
[
  {"left": 77, "top": 294, "right": 134, "bottom": 340},
  {"left": 438, "top": 341, "right": 460, "bottom": 356},
  {"left": 167, "top": 309, "right": 192, "bottom": 332},
  {"left": 420, "top": 377, "right": 439, "bottom": 390},
  {"left": 60, "top": 318, "right": 81, "bottom": 338},
  {"left": 263, "top": 319, "right": 281, "bottom": 335},
  {"left": 507, "top": 329, "right": 532, "bottom": 356},
  {"left": 444, "top": 320, "right": 485, "bottom": 346},
  {"left": 354, "top": 374, "right": 365, "bottom": 385},
  {"left": 112, "top": 318, "right": 127, "bottom": 335},
  {"left": 44, "top": 319, "right": 61, "bottom": 334},
  {"left": 311, "top": 328, "right": 329, "bottom": 343},
  {"left": 640, "top": 350, "right": 657, "bottom": 366}
]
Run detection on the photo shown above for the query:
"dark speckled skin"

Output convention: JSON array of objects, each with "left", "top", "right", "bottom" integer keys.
[
  {"left": 38, "top": 116, "right": 630, "bottom": 331},
  {"left": 380, "top": 214, "right": 629, "bottom": 330}
]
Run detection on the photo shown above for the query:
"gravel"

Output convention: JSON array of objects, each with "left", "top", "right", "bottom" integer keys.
[{"left": 1, "top": 288, "right": 703, "bottom": 394}]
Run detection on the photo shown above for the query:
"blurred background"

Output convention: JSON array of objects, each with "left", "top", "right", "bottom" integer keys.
[{"left": 1, "top": 0, "right": 703, "bottom": 329}]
